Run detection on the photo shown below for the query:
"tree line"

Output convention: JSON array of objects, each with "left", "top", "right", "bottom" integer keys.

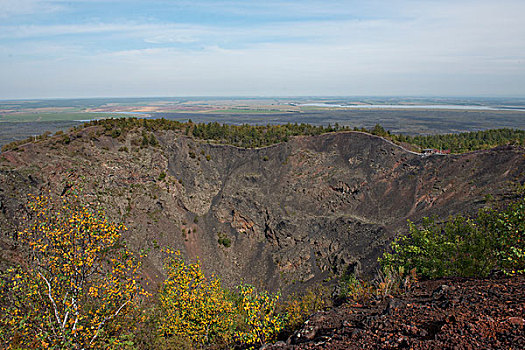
[
  {"left": 2, "top": 116, "right": 524, "bottom": 154},
  {"left": 65, "top": 118, "right": 525, "bottom": 153}
]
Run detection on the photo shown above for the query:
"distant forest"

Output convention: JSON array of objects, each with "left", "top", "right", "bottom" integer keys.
[
  {"left": 2, "top": 117, "right": 524, "bottom": 154},
  {"left": 389, "top": 128, "right": 524, "bottom": 153},
  {"left": 193, "top": 122, "right": 525, "bottom": 153}
]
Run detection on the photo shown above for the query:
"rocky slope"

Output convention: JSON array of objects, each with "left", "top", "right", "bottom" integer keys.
[
  {"left": 267, "top": 276, "right": 525, "bottom": 349},
  {"left": 0, "top": 125, "right": 524, "bottom": 292}
]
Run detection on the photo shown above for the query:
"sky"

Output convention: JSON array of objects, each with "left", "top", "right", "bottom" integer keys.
[{"left": 0, "top": 0, "right": 524, "bottom": 99}]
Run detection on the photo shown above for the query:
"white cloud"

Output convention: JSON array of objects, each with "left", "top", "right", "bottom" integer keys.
[
  {"left": 1, "top": 0, "right": 524, "bottom": 98},
  {"left": 0, "top": 0, "right": 63, "bottom": 18},
  {"left": 0, "top": 23, "right": 138, "bottom": 39}
]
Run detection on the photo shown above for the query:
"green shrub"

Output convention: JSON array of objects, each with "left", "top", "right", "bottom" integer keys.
[
  {"left": 479, "top": 197, "right": 525, "bottom": 275},
  {"left": 219, "top": 237, "right": 231, "bottom": 248},
  {"left": 155, "top": 251, "right": 285, "bottom": 349},
  {"left": 141, "top": 135, "right": 149, "bottom": 147},
  {"left": 111, "top": 128, "right": 121, "bottom": 138},
  {"left": 282, "top": 285, "right": 332, "bottom": 334},
  {"left": 149, "top": 134, "right": 158, "bottom": 146},
  {"left": 380, "top": 195, "right": 525, "bottom": 278},
  {"left": 60, "top": 134, "right": 71, "bottom": 144},
  {"left": 337, "top": 273, "right": 374, "bottom": 302},
  {"left": 217, "top": 232, "right": 231, "bottom": 248}
]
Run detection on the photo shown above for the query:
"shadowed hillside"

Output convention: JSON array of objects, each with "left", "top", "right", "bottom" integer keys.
[{"left": 0, "top": 122, "right": 523, "bottom": 293}]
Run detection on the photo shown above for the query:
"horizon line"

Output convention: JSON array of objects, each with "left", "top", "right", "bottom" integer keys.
[{"left": 2, "top": 95, "right": 525, "bottom": 102}]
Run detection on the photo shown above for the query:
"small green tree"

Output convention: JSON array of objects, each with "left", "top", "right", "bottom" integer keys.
[
  {"left": 380, "top": 216, "right": 492, "bottom": 278},
  {"left": 380, "top": 195, "right": 525, "bottom": 278},
  {"left": 371, "top": 124, "right": 387, "bottom": 137},
  {"left": 479, "top": 197, "right": 525, "bottom": 275}
]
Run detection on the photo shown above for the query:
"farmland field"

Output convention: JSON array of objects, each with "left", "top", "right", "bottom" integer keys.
[{"left": 1, "top": 97, "right": 524, "bottom": 148}]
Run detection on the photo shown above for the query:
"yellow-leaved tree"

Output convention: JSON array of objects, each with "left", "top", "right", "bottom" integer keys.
[
  {"left": 234, "top": 284, "right": 285, "bottom": 346},
  {"left": 0, "top": 193, "right": 145, "bottom": 349},
  {"left": 157, "top": 250, "right": 234, "bottom": 347},
  {"left": 156, "top": 250, "right": 285, "bottom": 349}
]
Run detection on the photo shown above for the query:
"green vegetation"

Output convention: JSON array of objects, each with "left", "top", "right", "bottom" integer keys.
[
  {"left": 0, "top": 112, "right": 123, "bottom": 123},
  {"left": 2, "top": 116, "right": 523, "bottom": 153},
  {"left": 356, "top": 124, "right": 525, "bottom": 153},
  {"left": 2, "top": 183, "right": 523, "bottom": 349},
  {"left": 0, "top": 191, "right": 330, "bottom": 349},
  {"left": 191, "top": 121, "right": 336, "bottom": 148},
  {"left": 0, "top": 192, "right": 290, "bottom": 349},
  {"left": 388, "top": 128, "right": 525, "bottom": 153},
  {"left": 140, "top": 131, "right": 158, "bottom": 148},
  {"left": 81, "top": 118, "right": 347, "bottom": 148},
  {"left": 234, "top": 284, "right": 285, "bottom": 346},
  {"left": 0, "top": 115, "right": 524, "bottom": 348},
  {"left": 280, "top": 285, "right": 332, "bottom": 336},
  {"left": 337, "top": 273, "right": 374, "bottom": 302},
  {"left": 217, "top": 232, "right": 231, "bottom": 248},
  {"left": 380, "top": 190, "right": 525, "bottom": 278},
  {"left": 156, "top": 251, "right": 234, "bottom": 346},
  {"left": 132, "top": 250, "right": 286, "bottom": 349}
]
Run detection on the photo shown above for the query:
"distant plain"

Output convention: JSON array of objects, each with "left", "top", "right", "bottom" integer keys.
[{"left": 1, "top": 97, "right": 524, "bottom": 148}]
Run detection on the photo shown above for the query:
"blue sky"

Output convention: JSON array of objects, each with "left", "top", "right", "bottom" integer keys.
[{"left": 1, "top": 0, "right": 524, "bottom": 99}]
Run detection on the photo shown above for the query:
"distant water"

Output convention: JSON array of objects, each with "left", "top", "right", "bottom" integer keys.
[{"left": 300, "top": 103, "right": 525, "bottom": 111}]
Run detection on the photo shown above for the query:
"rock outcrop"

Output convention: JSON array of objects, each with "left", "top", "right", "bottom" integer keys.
[
  {"left": 0, "top": 127, "right": 523, "bottom": 292},
  {"left": 266, "top": 276, "right": 525, "bottom": 349}
]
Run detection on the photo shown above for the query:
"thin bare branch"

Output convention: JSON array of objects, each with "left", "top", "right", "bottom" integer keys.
[
  {"left": 89, "top": 298, "right": 132, "bottom": 346},
  {"left": 37, "top": 271, "right": 63, "bottom": 331}
]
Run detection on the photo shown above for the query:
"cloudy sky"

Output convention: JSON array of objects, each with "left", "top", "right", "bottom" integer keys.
[{"left": 1, "top": 0, "right": 524, "bottom": 99}]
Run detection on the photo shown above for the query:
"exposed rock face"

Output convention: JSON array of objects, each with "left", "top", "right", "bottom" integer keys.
[{"left": 0, "top": 127, "right": 523, "bottom": 292}]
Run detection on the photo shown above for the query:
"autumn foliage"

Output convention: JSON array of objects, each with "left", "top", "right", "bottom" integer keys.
[
  {"left": 0, "top": 193, "right": 145, "bottom": 349},
  {"left": 4, "top": 186, "right": 521, "bottom": 349},
  {"left": 234, "top": 284, "right": 285, "bottom": 346},
  {"left": 0, "top": 193, "right": 299, "bottom": 349},
  {"left": 157, "top": 250, "right": 234, "bottom": 346},
  {"left": 156, "top": 251, "right": 285, "bottom": 349}
]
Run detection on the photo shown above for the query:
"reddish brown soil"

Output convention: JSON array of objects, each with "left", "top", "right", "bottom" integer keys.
[{"left": 267, "top": 276, "right": 524, "bottom": 349}]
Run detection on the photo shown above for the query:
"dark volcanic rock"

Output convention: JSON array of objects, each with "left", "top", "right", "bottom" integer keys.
[
  {"left": 266, "top": 276, "right": 525, "bottom": 349},
  {"left": 0, "top": 128, "right": 523, "bottom": 292}
]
